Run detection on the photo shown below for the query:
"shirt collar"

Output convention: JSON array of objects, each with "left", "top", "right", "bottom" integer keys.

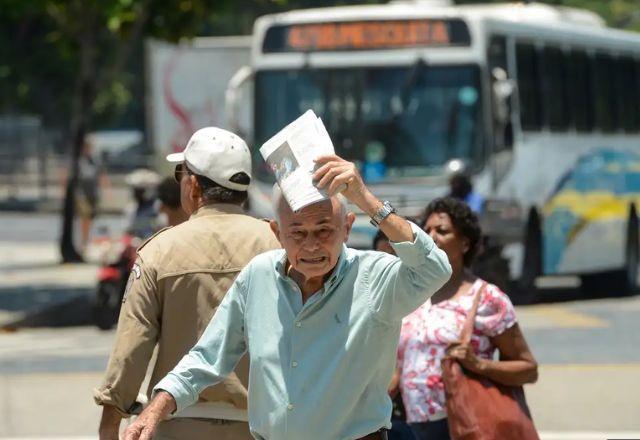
[
  {"left": 190, "top": 203, "right": 245, "bottom": 219},
  {"left": 276, "top": 244, "right": 349, "bottom": 290}
]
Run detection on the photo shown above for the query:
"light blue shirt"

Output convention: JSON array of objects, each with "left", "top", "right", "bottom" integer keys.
[{"left": 155, "top": 222, "right": 451, "bottom": 439}]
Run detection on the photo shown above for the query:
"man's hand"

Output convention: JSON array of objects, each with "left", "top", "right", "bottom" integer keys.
[
  {"left": 123, "top": 391, "right": 176, "bottom": 440},
  {"left": 98, "top": 405, "right": 122, "bottom": 440},
  {"left": 313, "top": 154, "right": 413, "bottom": 243},
  {"left": 122, "top": 411, "right": 161, "bottom": 440},
  {"left": 313, "top": 155, "right": 372, "bottom": 210}
]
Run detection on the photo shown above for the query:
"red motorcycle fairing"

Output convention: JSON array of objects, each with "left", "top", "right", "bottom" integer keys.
[{"left": 98, "top": 266, "right": 122, "bottom": 282}]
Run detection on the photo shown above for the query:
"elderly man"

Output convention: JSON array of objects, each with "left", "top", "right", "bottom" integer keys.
[
  {"left": 124, "top": 154, "right": 452, "bottom": 440},
  {"left": 94, "top": 127, "right": 280, "bottom": 440}
]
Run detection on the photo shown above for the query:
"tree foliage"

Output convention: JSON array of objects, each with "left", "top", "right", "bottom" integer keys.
[{"left": 0, "top": 0, "right": 229, "bottom": 131}]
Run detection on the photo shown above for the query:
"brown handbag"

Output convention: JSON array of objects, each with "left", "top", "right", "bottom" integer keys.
[{"left": 441, "top": 283, "right": 539, "bottom": 440}]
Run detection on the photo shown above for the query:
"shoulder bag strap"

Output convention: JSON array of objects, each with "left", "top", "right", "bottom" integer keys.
[{"left": 460, "top": 281, "right": 487, "bottom": 345}]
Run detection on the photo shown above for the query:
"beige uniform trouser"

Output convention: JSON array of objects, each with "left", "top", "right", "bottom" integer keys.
[{"left": 154, "top": 418, "right": 252, "bottom": 440}]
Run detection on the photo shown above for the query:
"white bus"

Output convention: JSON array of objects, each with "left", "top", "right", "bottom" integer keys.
[{"left": 227, "top": 0, "right": 640, "bottom": 301}]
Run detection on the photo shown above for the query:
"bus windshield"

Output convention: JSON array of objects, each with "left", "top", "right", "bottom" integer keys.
[{"left": 254, "top": 64, "right": 483, "bottom": 183}]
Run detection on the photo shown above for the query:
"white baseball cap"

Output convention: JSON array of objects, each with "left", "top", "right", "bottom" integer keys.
[{"left": 166, "top": 127, "right": 252, "bottom": 191}]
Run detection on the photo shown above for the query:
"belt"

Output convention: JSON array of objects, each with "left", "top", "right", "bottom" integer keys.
[{"left": 357, "top": 428, "right": 388, "bottom": 440}]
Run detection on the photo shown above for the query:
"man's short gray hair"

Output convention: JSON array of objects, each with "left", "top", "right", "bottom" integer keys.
[{"left": 271, "top": 183, "right": 348, "bottom": 222}]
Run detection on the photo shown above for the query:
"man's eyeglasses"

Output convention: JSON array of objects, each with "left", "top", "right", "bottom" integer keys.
[{"left": 174, "top": 163, "right": 191, "bottom": 183}]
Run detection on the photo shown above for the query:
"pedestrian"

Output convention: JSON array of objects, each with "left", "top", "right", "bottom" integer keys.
[
  {"left": 397, "top": 197, "right": 538, "bottom": 439},
  {"left": 156, "top": 176, "right": 188, "bottom": 227},
  {"left": 94, "top": 127, "right": 281, "bottom": 440},
  {"left": 123, "top": 168, "right": 161, "bottom": 239},
  {"left": 123, "top": 154, "right": 452, "bottom": 440},
  {"left": 76, "top": 138, "right": 110, "bottom": 253},
  {"left": 447, "top": 170, "right": 484, "bottom": 215}
]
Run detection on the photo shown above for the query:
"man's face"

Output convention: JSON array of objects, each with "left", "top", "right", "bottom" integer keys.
[{"left": 271, "top": 198, "right": 354, "bottom": 281}]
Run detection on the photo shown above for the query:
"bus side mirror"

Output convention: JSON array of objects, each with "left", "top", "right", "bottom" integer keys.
[{"left": 225, "top": 65, "right": 254, "bottom": 139}]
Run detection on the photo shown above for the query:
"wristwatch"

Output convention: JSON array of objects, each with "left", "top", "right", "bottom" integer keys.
[{"left": 370, "top": 200, "right": 397, "bottom": 227}]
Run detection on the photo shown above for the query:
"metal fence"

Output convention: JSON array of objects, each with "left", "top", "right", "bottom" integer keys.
[{"left": 0, "top": 115, "right": 59, "bottom": 209}]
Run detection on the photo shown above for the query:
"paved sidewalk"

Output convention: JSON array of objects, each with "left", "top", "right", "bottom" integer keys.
[{"left": 0, "top": 242, "right": 99, "bottom": 328}]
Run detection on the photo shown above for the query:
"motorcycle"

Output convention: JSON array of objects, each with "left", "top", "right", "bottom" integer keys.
[
  {"left": 92, "top": 168, "right": 161, "bottom": 330},
  {"left": 93, "top": 232, "right": 141, "bottom": 330}
]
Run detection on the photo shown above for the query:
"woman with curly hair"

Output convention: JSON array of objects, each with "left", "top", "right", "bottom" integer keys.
[{"left": 395, "top": 197, "right": 538, "bottom": 439}]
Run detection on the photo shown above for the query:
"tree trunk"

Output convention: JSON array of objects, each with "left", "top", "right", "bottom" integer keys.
[
  {"left": 59, "top": 27, "right": 97, "bottom": 263},
  {"left": 58, "top": 1, "right": 151, "bottom": 262},
  {"left": 59, "top": 125, "right": 86, "bottom": 263}
]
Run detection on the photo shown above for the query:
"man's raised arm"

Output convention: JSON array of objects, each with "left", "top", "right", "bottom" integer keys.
[{"left": 313, "top": 155, "right": 452, "bottom": 321}]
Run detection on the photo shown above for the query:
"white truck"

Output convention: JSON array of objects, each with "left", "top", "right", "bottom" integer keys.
[{"left": 145, "top": 36, "right": 251, "bottom": 165}]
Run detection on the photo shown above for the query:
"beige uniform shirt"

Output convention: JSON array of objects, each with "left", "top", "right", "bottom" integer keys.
[{"left": 93, "top": 204, "right": 280, "bottom": 416}]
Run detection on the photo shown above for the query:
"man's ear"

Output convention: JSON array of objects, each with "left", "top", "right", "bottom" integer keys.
[
  {"left": 270, "top": 220, "right": 282, "bottom": 244},
  {"left": 188, "top": 174, "right": 202, "bottom": 207},
  {"left": 344, "top": 212, "right": 355, "bottom": 240}
]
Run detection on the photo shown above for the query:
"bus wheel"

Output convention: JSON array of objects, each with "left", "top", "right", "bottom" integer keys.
[
  {"left": 473, "top": 241, "right": 510, "bottom": 294},
  {"left": 583, "top": 204, "right": 640, "bottom": 296},
  {"left": 621, "top": 204, "right": 639, "bottom": 295},
  {"left": 516, "top": 207, "right": 542, "bottom": 304}
]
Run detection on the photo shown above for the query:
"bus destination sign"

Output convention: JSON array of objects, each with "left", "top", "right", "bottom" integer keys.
[{"left": 263, "top": 19, "right": 471, "bottom": 53}]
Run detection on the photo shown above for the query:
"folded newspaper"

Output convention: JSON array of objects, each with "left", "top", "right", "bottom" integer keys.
[{"left": 260, "top": 109, "right": 336, "bottom": 212}]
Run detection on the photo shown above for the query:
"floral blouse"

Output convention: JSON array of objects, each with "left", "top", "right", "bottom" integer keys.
[{"left": 397, "top": 278, "right": 517, "bottom": 422}]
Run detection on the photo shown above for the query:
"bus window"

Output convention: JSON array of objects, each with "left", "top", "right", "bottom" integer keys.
[
  {"left": 634, "top": 59, "right": 640, "bottom": 131},
  {"left": 253, "top": 65, "right": 483, "bottom": 182},
  {"left": 592, "top": 53, "right": 617, "bottom": 132},
  {"left": 540, "top": 47, "right": 571, "bottom": 131},
  {"left": 567, "top": 49, "right": 593, "bottom": 132},
  {"left": 516, "top": 42, "right": 541, "bottom": 131},
  {"left": 488, "top": 36, "right": 507, "bottom": 71},
  {"left": 616, "top": 57, "right": 639, "bottom": 132},
  {"left": 540, "top": 46, "right": 569, "bottom": 131}
]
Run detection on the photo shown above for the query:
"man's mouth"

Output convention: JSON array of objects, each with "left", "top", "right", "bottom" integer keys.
[{"left": 300, "top": 256, "right": 327, "bottom": 264}]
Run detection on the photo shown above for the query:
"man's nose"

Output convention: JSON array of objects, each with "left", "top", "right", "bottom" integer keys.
[{"left": 303, "top": 233, "right": 320, "bottom": 251}]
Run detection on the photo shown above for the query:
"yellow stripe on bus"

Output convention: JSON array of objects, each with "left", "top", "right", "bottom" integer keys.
[{"left": 543, "top": 190, "right": 640, "bottom": 222}]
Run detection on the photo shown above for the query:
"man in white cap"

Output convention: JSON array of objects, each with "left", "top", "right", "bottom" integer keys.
[{"left": 94, "top": 127, "right": 280, "bottom": 440}]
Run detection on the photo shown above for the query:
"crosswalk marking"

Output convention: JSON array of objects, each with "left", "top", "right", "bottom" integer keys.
[{"left": 517, "top": 304, "right": 609, "bottom": 329}]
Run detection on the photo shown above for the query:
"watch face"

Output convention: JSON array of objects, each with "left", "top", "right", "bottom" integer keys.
[
  {"left": 383, "top": 201, "right": 395, "bottom": 213},
  {"left": 372, "top": 201, "right": 396, "bottom": 226}
]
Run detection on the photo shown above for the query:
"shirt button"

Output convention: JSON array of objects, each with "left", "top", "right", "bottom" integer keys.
[
  {"left": 287, "top": 404, "right": 294, "bottom": 411},
  {"left": 295, "top": 322, "right": 302, "bottom": 327},
  {"left": 292, "top": 361, "right": 298, "bottom": 368}
]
